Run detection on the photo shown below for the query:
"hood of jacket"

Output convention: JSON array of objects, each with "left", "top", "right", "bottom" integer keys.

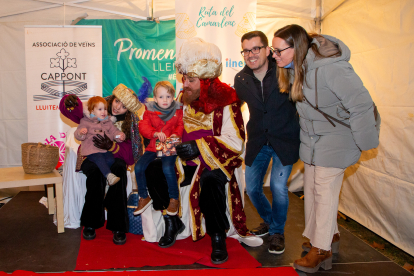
[{"left": 305, "top": 35, "right": 350, "bottom": 70}]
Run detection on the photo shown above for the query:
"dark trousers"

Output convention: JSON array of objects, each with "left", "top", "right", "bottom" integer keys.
[
  {"left": 145, "top": 161, "right": 229, "bottom": 235},
  {"left": 134, "top": 151, "right": 178, "bottom": 200},
  {"left": 87, "top": 151, "right": 115, "bottom": 177},
  {"left": 80, "top": 158, "right": 129, "bottom": 232},
  {"left": 199, "top": 168, "right": 230, "bottom": 235}
]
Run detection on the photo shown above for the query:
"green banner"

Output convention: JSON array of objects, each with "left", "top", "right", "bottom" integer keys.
[{"left": 77, "top": 19, "right": 176, "bottom": 98}]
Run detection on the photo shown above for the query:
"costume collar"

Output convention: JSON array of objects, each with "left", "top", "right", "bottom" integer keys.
[{"left": 189, "top": 77, "right": 240, "bottom": 114}]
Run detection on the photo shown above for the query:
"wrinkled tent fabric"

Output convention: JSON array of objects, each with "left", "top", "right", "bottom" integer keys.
[{"left": 0, "top": 0, "right": 413, "bottom": 257}]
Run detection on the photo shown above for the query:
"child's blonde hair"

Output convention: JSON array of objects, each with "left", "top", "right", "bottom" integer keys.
[
  {"left": 87, "top": 96, "right": 107, "bottom": 113},
  {"left": 154, "top": 81, "right": 175, "bottom": 97}
]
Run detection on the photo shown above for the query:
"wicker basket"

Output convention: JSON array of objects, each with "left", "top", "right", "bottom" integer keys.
[{"left": 21, "top": 142, "right": 59, "bottom": 174}]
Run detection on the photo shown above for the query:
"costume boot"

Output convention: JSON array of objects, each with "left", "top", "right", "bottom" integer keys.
[
  {"left": 210, "top": 232, "right": 228, "bottom": 264},
  {"left": 302, "top": 233, "right": 340, "bottom": 253},
  {"left": 294, "top": 246, "right": 332, "bottom": 273},
  {"left": 158, "top": 215, "right": 185, "bottom": 248}
]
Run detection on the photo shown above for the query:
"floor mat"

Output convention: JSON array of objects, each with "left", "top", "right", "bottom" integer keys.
[
  {"left": 1, "top": 267, "right": 298, "bottom": 276},
  {"left": 75, "top": 227, "right": 261, "bottom": 270}
]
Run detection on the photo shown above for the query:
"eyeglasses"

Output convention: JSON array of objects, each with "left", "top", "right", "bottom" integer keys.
[
  {"left": 270, "top": 46, "right": 292, "bottom": 56},
  {"left": 241, "top": 46, "right": 266, "bottom": 56}
]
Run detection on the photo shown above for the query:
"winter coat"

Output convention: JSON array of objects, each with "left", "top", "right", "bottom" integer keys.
[
  {"left": 60, "top": 95, "right": 137, "bottom": 165},
  {"left": 75, "top": 112, "right": 123, "bottom": 156},
  {"left": 139, "top": 107, "right": 184, "bottom": 152},
  {"left": 296, "top": 35, "right": 379, "bottom": 169},
  {"left": 234, "top": 55, "right": 300, "bottom": 166}
]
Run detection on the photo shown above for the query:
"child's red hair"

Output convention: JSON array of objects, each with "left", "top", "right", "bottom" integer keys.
[{"left": 87, "top": 96, "right": 107, "bottom": 113}]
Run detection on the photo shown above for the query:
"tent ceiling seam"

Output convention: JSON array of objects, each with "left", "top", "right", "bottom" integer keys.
[
  {"left": 1, "top": 0, "right": 147, "bottom": 20},
  {"left": 321, "top": 0, "right": 347, "bottom": 20}
]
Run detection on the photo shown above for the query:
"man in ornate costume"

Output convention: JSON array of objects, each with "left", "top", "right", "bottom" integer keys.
[{"left": 147, "top": 37, "right": 249, "bottom": 264}]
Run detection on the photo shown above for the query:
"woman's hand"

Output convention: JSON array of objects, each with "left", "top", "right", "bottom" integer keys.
[
  {"left": 79, "top": 128, "right": 87, "bottom": 135},
  {"left": 92, "top": 133, "right": 114, "bottom": 150},
  {"left": 155, "top": 132, "right": 167, "bottom": 142}
]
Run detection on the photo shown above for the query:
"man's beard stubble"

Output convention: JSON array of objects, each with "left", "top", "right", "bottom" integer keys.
[{"left": 182, "top": 87, "right": 201, "bottom": 105}]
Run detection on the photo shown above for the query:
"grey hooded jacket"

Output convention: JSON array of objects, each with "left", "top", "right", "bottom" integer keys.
[{"left": 296, "top": 35, "right": 379, "bottom": 169}]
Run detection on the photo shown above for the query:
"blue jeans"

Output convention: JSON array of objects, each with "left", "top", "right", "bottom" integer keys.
[
  {"left": 134, "top": 151, "right": 178, "bottom": 200},
  {"left": 245, "top": 145, "right": 292, "bottom": 235},
  {"left": 87, "top": 151, "right": 115, "bottom": 178}
]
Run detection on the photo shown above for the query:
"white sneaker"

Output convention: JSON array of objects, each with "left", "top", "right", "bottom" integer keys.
[{"left": 107, "top": 173, "right": 120, "bottom": 186}]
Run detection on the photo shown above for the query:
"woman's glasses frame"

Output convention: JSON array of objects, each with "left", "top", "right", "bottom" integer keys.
[{"left": 270, "top": 46, "right": 292, "bottom": 56}]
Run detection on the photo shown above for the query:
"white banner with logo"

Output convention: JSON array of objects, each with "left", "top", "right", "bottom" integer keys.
[
  {"left": 25, "top": 26, "right": 102, "bottom": 168},
  {"left": 175, "top": 0, "right": 257, "bottom": 88}
]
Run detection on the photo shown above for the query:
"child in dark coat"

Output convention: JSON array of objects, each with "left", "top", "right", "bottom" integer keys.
[
  {"left": 133, "top": 81, "right": 183, "bottom": 216},
  {"left": 75, "top": 96, "right": 125, "bottom": 186}
]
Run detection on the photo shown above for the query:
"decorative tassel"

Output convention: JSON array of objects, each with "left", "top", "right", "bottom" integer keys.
[{"left": 138, "top": 76, "right": 152, "bottom": 103}]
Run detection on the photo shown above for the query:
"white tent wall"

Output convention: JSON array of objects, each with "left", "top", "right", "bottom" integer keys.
[
  {"left": 1, "top": 0, "right": 413, "bottom": 256},
  {"left": 322, "top": 0, "right": 414, "bottom": 256}
]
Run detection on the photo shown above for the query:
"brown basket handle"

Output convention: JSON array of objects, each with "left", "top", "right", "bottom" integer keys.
[
  {"left": 36, "top": 143, "right": 42, "bottom": 165},
  {"left": 26, "top": 145, "right": 34, "bottom": 165},
  {"left": 26, "top": 143, "right": 47, "bottom": 166}
]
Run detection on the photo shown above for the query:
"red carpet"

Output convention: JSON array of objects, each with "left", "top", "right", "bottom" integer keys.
[
  {"left": 75, "top": 227, "right": 261, "bottom": 270},
  {"left": 1, "top": 268, "right": 298, "bottom": 276}
]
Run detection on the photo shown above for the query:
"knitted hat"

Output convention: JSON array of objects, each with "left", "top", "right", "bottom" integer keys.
[
  {"left": 175, "top": 37, "right": 222, "bottom": 79},
  {"left": 112, "top": 84, "right": 142, "bottom": 113}
]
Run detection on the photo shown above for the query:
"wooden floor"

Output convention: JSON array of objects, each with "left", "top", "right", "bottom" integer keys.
[{"left": 0, "top": 189, "right": 411, "bottom": 276}]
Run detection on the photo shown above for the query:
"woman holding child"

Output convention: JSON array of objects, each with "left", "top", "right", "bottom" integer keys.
[{"left": 60, "top": 82, "right": 147, "bottom": 245}]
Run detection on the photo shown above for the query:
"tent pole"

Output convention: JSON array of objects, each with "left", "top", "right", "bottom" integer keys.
[
  {"left": 315, "top": 0, "right": 322, "bottom": 34},
  {"left": 63, "top": 2, "right": 65, "bottom": 26},
  {"left": 147, "top": 0, "right": 154, "bottom": 21}
]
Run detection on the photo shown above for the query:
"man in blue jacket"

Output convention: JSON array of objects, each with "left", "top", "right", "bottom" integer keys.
[{"left": 234, "top": 31, "right": 300, "bottom": 254}]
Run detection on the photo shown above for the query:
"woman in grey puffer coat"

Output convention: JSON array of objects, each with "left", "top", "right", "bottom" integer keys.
[{"left": 272, "top": 24, "right": 379, "bottom": 273}]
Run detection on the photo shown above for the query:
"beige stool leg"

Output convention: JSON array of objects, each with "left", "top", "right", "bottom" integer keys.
[
  {"left": 46, "top": 184, "right": 55, "bottom": 215},
  {"left": 55, "top": 182, "right": 65, "bottom": 233}
]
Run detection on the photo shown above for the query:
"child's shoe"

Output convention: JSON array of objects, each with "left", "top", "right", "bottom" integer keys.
[
  {"left": 166, "top": 198, "right": 179, "bottom": 216},
  {"left": 107, "top": 173, "right": 120, "bottom": 186},
  {"left": 133, "top": 197, "right": 153, "bottom": 215}
]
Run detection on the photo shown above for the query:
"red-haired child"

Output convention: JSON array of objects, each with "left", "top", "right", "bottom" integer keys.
[{"left": 75, "top": 96, "right": 125, "bottom": 185}]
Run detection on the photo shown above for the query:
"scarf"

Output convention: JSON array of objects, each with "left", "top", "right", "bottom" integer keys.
[
  {"left": 90, "top": 114, "right": 109, "bottom": 121},
  {"left": 145, "top": 100, "right": 182, "bottom": 122}
]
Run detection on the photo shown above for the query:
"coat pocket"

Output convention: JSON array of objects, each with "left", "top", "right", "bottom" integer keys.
[{"left": 336, "top": 103, "right": 350, "bottom": 119}]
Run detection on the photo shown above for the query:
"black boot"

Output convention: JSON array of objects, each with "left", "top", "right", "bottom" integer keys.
[
  {"left": 82, "top": 227, "right": 96, "bottom": 240},
  {"left": 158, "top": 215, "right": 185, "bottom": 248},
  {"left": 113, "top": 231, "right": 126, "bottom": 245},
  {"left": 210, "top": 233, "right": 228, "bottom": 264}
]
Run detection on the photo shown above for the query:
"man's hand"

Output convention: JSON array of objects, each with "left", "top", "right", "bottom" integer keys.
[
  {"left": 176, "top": 140, "right": 200, "bottom": 160},
  {"left": 64, "top": 94, "right": 79, "bottom": 110},
  {"left": 93, "top": 133, "right": 114, "bottom": 150}
]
